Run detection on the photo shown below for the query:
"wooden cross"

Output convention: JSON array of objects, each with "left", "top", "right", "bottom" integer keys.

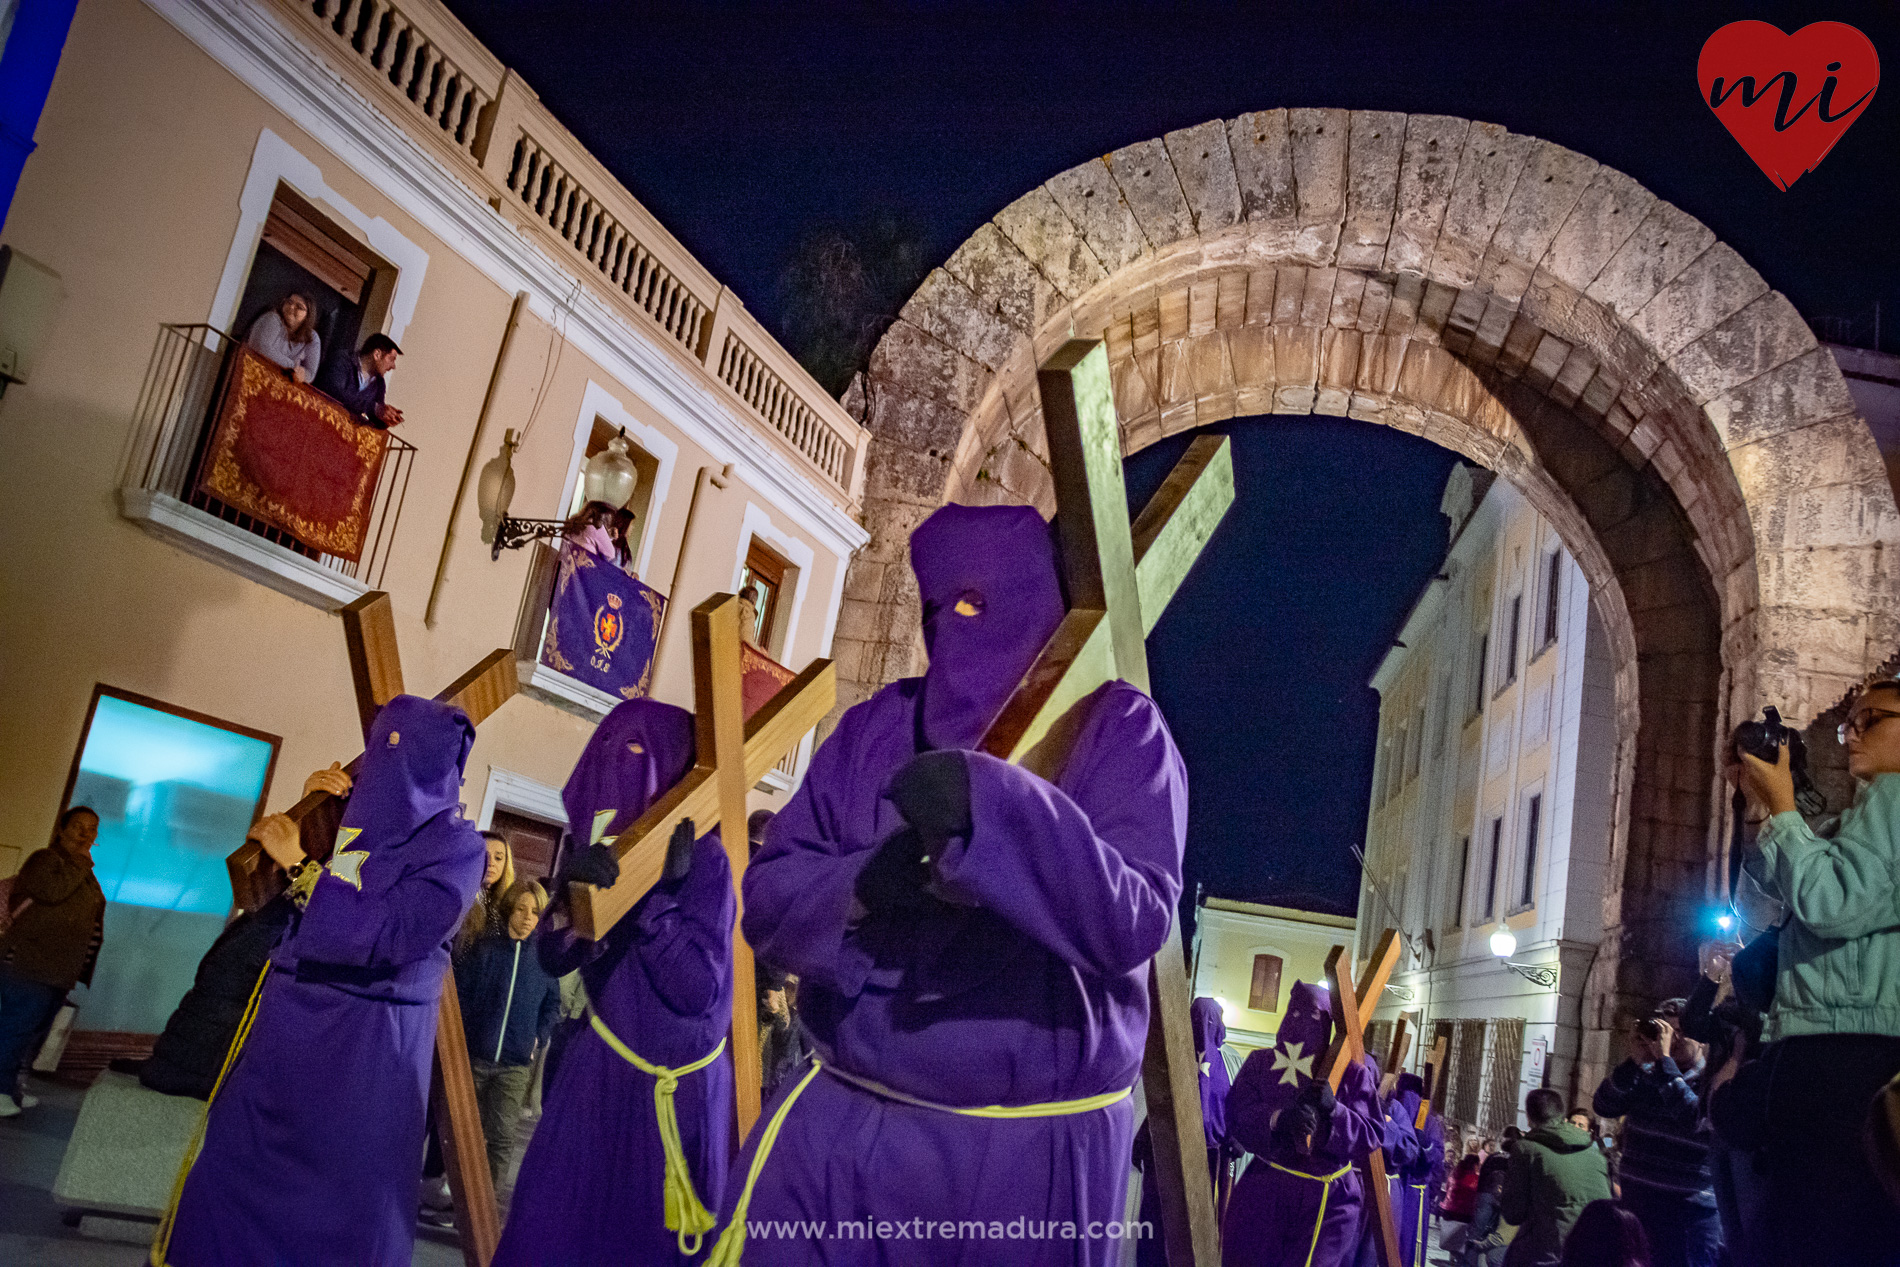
[
  {"left": 982, "top": 341, "right": 1235, "bottom": 1267},
  {"left": 223, "top": 592, "right": 517, "bottom": 1267},
  {"left": 565, "top": 592, "right": 836, "bottom": 1136},
  {"left": 1319, "top": 930, "right": 1404, "bottom": 1267},
  {"left": 1417, "top": 1034, "right": 1448, "bottom": 1131},
  {"left": 1382, "top": 1014, "right": 1413, "bottom": 1094}
]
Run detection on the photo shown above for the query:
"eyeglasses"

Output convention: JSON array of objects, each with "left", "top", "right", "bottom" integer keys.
[{"left": 1839, "top": 709, "right": 1900, "bottom": 745}]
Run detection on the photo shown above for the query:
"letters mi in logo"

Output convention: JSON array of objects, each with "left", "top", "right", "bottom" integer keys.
[{"left": 591, "top": 591, "right": 625, "bottom": 671}]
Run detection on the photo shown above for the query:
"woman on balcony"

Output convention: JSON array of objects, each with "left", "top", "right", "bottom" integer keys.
[{"left": 244, "top": 292, "right": 322, "bottom": 384}]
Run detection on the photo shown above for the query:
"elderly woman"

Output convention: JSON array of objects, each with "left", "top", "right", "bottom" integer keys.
[
  {"left": 1723, "top": 678, "right": 1900, "bottom": 1266},
  {"left": 245, "top": 292, "right": 322, "bottom": 384}
]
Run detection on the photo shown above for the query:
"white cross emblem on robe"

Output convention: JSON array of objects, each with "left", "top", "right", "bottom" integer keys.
[
  {"left": 326, "top": 827, "right": 369, "bottom": 890},
  {"left": 1271, "top": 1040, "right": 1313, "bottom": 1087}
]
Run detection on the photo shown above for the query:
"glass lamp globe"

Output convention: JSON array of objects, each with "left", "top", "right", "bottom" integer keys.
[
  {"left": 476, "top": 429, "right": 518, "bottom": 543},
  {"left": 1489, "top": 928, "right": 1518, "bottom": 959},
  {"left": 583, "top": 431, "right": 638, "bottom": 509}
]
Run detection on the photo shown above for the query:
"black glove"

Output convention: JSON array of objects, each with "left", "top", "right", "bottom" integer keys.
[
  {"left": 853, "top": 826, "right": 935, "bottom": 915},
  {"left": 887, "top": 751, "right": 973, "bottom": 849},
  {"left": 1298, "top": 1077, "right": 1337, "bottom": 1118},
  {"left": 662, "top": 818, "right": 697, "bottom": 884},
  {"left": 560, "top": 841, "right": 620, "bottom": 890},
  {"left": 1271, "top": 1102, "right": 1323, "bottom": 1157}
]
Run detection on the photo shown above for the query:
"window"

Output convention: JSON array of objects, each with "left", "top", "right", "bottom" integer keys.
[
  {"left": 1453, "top": 835, "right": 1472, "bottom": 927},
  {"left": 1432, "top": 677, "right": 1453, "bottom": 758},
  {"left": 58, "top": 687, "right": 279, "bottom": 1035},
  {"left": 1482, "top": 1017, "right": 1528, "bottom": 1134},
  {"left": 739, "top": 538, "right": 790, "bottom": 651},
  {"left": 487, "top": 806, "right": 563, "bottom": 884},
  {"left": 1373, "top": 738, "right": 1390, "bottom": 809},
  {"left": 1449, "top": 1018, "right": 1488, "bottom": 1128},
  {"left": 1248, "top": 953, "right": 1284, "bottom": 1012},
  {"left": 1541, "top": 551, "right": 1563, "bottom": 648},
  {"left": 1483, "top": 816, "right": 1503, "bottom": 919},
  {"left": 1470, "top": 633, "right": 1489, "bottom": 717},
  {"left": 1498, "top": 595, "right": 1522, "bottom": 690},
  {"left": 1406, "top": 703, "right": 1426, "bottom": 782},
  {"left": 1518, "top": 793, "right": 1542, "bottom": 909},
  {"left": 566, "top": 419, "right": 663, "bottom": 567},
  {"left": 1387, "top": 726, "right": 1408, "bottom": 803}
]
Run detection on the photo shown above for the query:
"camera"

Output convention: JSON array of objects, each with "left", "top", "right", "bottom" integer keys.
[
  {"left": 1730, "top": 705, "right": 1823, "bottom": 814},
  {"left": 1636, "top": 1018, "right": 1664, "bottom": 1041}
]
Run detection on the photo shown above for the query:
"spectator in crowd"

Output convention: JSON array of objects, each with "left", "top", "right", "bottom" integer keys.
[
  {"left": 757, "top": 965, "right": 809, "bottom": 1104},
  {"left": 0, "top": 806, "right": 106, "bottom": 1117},
  {"left": 1592, "top": 1012, "right": 1717, "bottom": 1267},
  {"left": 737, "top": 583, "right": 765, "bottom": 650},
  {"left": 245, "top": 292, "right": 322, "bottom": 383},
  {"left": 563, "top": 501, "right": 620, "bottom": 562},
  {"left": 1680, "top": 943, "right": 1767, "bottom": 1267},
  {"left": 1453, "top": 1159, "right": 1508, "bottom": 1267},
  {"left": 1568, "top": 1108, "right": 1594, "bottom": 1135},
  {"left": 611, "top": 506, "right": 639, "bottom": 574},
  {"left": 141, "top": 896, "right": 298, "bottom": 1099},
  {"left": 1441, "top": 1133, "right": 1486, "bottom": 1221},
  {"left": 1502, "top": 1087, "right": 1612, "bottom": 1266},
  {"left": 455, "top": 831, "right": 516, "bottom": 958},
  {"left": 1558, "top": 1199, "right": 1652, "bottom": 1267},
  {"left": 454, "top": 879, "right": 561, "bottom": 1194},
  {"left": 1722, "top": 677, "right": 1900, "bottom": 1265},
  {"left": 318, "top": 332, "right": 404, "bottom": 428}
]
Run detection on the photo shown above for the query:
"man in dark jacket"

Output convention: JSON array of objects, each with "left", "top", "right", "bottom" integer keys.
[
  {"left": 454, "top": 878, "right": 561, "bottom": 1191},
  {"left": 140, "top": 896, "right": 297, "bottom": 1099},
  {"left": 1592, "top": 1013, "right": 1720, "bottom": 1267},
  {"left": 0, "top": 806, "right": 106, "bottom": 1115},
  {"left": 1502, "top": 1088, "right": 1612, "bottom": 1265},
  {"left": 317, "top": 332, "right": 404, "bottom": 428}
]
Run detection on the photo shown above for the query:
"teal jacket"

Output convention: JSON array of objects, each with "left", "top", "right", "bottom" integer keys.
[{"left": 1755, "top": 772, "right": 1900, "bottom": 1041}]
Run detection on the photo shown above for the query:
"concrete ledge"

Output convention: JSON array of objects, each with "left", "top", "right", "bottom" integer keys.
[{"left": 52, "top": 1071, "right": 200, "bottom": 1221}]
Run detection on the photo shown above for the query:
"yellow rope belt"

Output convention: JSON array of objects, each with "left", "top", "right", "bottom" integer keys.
[
  {"left": 588, "top": 1009, "right": 726, "bottom": 1257},
  {"left": 1411, "top": 1183, "right": 1430, "bottom": 1265},
  {"left": 1267, "top": 1161, "right": 1354, "bottom": 1267},
  {"left": 150, "top": 962, "right": 271, "bottom": 1267},
  {"left": 704, "top": 1058, "right": 1132, "bottom": 1267}
]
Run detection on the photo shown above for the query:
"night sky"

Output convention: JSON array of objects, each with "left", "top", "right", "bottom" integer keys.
[{"left": 447, "top": 2, "right": 1899, "bottom": 915}]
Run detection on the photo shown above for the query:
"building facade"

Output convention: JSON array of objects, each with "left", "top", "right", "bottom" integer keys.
[
  {"left": 0, "top": 0, "right": 868, "bottom": 1040},
  {"left": 1189, "top": 897, "right": 1356, "bottom": 1056},
  {"left": 1356, "top": 465, "right": 1618, "bottom": 1135}
]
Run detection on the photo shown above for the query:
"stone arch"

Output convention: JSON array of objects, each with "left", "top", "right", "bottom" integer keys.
[{"left": 837, "top": 109, "right": 1899, "bottom": 1082}]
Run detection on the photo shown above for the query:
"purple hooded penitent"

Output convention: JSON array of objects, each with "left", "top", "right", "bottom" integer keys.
[
  {"left": 495, "top": 697, "right": 734, "bottom": 1267},
  {"left": 1349, "top": 1051, "right": 1420, "bottom": 1267},
  {"left": 162, "top": 696, "right": 487, "bottom": 1267},
  {"left": 1220, "top": 982, "right": 1384, "bottom": 1267},
  {"left": 1392, "top": 1072, "right": 1445, "bottom": 1267},
  {"left": 726, "top": 503, "right": 1189, "bottom": 1266},
  {"left": 1137, "top": 996, "right": 1239, "bottom": 1266}
]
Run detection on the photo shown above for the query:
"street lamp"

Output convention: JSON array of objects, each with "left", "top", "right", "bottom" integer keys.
[
  {"left": 480, "top": 427, "right": 637, "bottom": 560},
  {"left": 1490, "top": 924, "right": 1558, "bottom": 989}
]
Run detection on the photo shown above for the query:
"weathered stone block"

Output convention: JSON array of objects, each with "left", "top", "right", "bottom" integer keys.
[
  {"left": 1329, "top": 269, "right": 1368, "bottom": 329},
  {"left": 1669, "top": 290, "right": 1816, "bottom": 406},
  {"left": 1482, "top": 140, "right": 1599, "bottom": 301},
  {"left": 1216, "top": 271, "right": 1249, "bottom": 329},
  {"left": 943, "top": 222, "right": 1063, "bottom": 338},
  {"left": 1287, "top": 107, "right": 1350, "bottom": 261},
  {"left": 1300, "top": 267, "right": 1339, "bottom": 327},
  {"left": 1273, "top": 326, "right": 1322, "bottom": 391},
  {"left": 1107, "top": 137, "right": 1196, "bottom": 248},
  {"left": 1164, "top": 119, "right": 1244, "bottom": 234},
  {"left": 1341, "top": 111, "right": 1407, "bottom": 270},
  {"left": 1540, "top": 166, "right": 1655, "bottom": 294},
  {"left": 1707, "top": 345, "right": 1859, "bottom": 449},
  {"left": 1431, "top": 122, "right": 1534, "bottom": 287},
  {"left": 1523, "top": 332, "right": 1572, "bottom": 393},
  {"left": 1044, "top": 157, "right": 1150, "bottom": 275},
  {"left": 868, "top": 319, "right": 992, "bottom": 418},
  {"left": 864, "top": 442, "right": 953, "bottom": 507},
  {"left": 1469, "top": 294, "right": 1518, "bottom": 367},
  {"left": 1187, "top": 329, "right": 1237, "bottom": 408},
  {"left": 1228, "top": 324, "right": 1274, "bottom": 403},
  {"left": 1356, "top": 273, "right": 1394, "bottom": 333},
  {"left": 1550, "top": 348, "right": 1599, "bottom": 410},
  {"left": 1243, "top": 267, "right": 1278, "bottom": 325},
  {"left": 1158, "top": 283, "right": 1191, "bottom": 342},
  {"left": 1110, "top": 349, "right": 1157, "bottom": 423},
  {"left": 899, "top": 267, "right": 1023, "bottom": 373},
  {"left": 1586, "top": 200, "right": 1719, "bottom": 327},
  {"left": 1188, "top": 279, "right": 1219, "bottom": 337},
  {"left": 993, "top": 185, "right": 1108, "bottom": 300},
  {"left": 1227, "top": 110, "right": 1298, "bottom": 230},
  {"left": 1273, "top": 266, "right": 1308, "bottom": 326},
  {"left": 1385, "top": 272, "right": 1426, "bottom": 338},
  {"left": 1386, "top": 114, "right": 1469, "bottom": 276}
]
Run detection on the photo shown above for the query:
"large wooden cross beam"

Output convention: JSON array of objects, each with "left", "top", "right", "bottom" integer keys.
[
  {"left": 982, "top": 341, "right": 1235, "bottom": 1267},
  {"left": 223, "top": 592, "right": 517, "bottom": 1267},
  {"left": 1319, "top": 930, "right": 1405, "bottom": 1267},
  {"left": 565, "top": 593, "right": 836, "bottom": 1135},
  {"left": 1417, "top": 1034, "right": 1448, "bottom": 1130}
]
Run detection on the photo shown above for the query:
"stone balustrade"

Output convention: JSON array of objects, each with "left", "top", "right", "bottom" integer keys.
[{"left": 268, "top": 0, "right": 868, "bottom": 507}]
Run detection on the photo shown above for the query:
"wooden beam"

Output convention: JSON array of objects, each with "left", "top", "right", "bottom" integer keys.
[
  {"left": 432, "top": 968, "right": 500, "bottom": 1267},
  {"left": 341, "top": 592, "right": 406, "bottom": 742},
  {"left": 1321, "top": 933, "right": 1405, "bottom": 1267},
  {"left": 1143, "top": 931, "right": 1222, "bottom": 1267},
  {"left": 1418, "top": 1035, "right": 1448, "bottom": 1130},
  {"left": 565, "top": 658, "right": 835, "bottom": 941}
]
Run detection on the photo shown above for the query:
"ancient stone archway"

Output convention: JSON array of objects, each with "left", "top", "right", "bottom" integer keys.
[{"left": 836, "top": 110, "right": 1899, "bottom": 1077}]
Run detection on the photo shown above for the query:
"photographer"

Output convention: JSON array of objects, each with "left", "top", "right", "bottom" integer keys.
[
  {"left": 1722, "top": 680, "right": 1900, "bottom": 1264},
  {"left": 1591, "top": 1009, "right": 1716, "bottom": 1267}
]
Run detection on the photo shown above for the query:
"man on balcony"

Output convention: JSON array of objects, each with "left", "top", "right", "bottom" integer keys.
[{"left": 319, "top": 332, "right": 405, "bottom": 429}]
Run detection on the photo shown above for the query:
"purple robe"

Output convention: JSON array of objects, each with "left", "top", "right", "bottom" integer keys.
[
  {"left": 495, "top": 698, "right": 734, "bottom": 1267},
  {"left": 162, "top": 695, "right": 486, "bottom": 1267},
  {"left": 725, "top": 504, "right": 1189, "bottom": 1266},
  {"left": 1392, "top": 1075, "right": 1445, "bottom": 1267},
  {"left": 1136, "top": 997, "right": 1238, "bottom": 1266},
  {"left": 1221, "top": 983, "right": 1384, "bottom": 1267},
  {"left": 1349, "top": 1054, "right": 1420, "bottom": 1267}
]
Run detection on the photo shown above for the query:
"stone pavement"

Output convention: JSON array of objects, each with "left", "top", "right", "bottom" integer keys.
[{"left": 0, "top": 1073, "right": 464, "bottom": 1266}]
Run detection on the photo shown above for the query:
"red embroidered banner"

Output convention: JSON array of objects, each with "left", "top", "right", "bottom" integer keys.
[
  {"left": 195, "top": 345, "right": 388, "bottom": 560},
  {"left": 741, "top": 642, "right": 797, "bottom": 721}
]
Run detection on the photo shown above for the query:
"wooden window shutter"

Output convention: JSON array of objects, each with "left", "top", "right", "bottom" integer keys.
[
  {"left": 261, "top": 186, "right": 374, "bottom": 304},
  {"left": 1248, "top": 953, "right": 1283, "bottom": 1013}
]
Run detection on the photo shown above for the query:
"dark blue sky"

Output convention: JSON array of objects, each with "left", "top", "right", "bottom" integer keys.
[{"left": 445, "top": 2, "right": 1898, "bottom": 912}]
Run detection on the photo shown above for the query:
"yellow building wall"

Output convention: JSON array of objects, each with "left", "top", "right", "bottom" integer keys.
[
  {"left": 0, "top": 0, "right": 851, "bottom": 867},
  {"left": 1191, "top": 902, "right": 1357, "bottom": 1052}
]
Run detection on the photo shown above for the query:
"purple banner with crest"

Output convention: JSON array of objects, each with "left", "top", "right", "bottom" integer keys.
[{"left": 541, "top": 545, "right": 666, "bottom": 701}]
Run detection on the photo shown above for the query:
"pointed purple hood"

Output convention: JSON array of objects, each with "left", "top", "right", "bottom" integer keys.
[
  {"left": 340, "top": 694, "right": 475, "bottom": 841},
  {"left": 1396, "top": 1070, "right": 1425, "bottom": 1122},
  {"left": 909, "top": 503, "right": 1066, "bottom": 751},
  {"left": 1192, "top": 996, "right": 1233, "bottom": 1150},
  {"left": 1192, "top": 996, "right": 1226, "bottom": 1056},
  {"left": 562, "top": 698, "right": 696, "bottom": 843},
  {"left": 1278, "top": 980, "right": 1334, "bottom": 1059}
]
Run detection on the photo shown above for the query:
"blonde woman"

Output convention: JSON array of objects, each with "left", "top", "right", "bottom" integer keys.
[{"left": 456, "top": 833, "right": 515, "bottom": 959}]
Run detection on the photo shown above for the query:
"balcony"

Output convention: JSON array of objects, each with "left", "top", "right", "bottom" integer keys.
[
  {"left": 267, "top": 0, "right": 870, "bottom": 510},
  {"left": 117, "top": 324, "right": 416, "bottom": 611}
]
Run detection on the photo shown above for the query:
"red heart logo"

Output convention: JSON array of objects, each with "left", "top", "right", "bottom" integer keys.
[{"left": 1698, "top": 21, "right": 1880, "bottom": 190}]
